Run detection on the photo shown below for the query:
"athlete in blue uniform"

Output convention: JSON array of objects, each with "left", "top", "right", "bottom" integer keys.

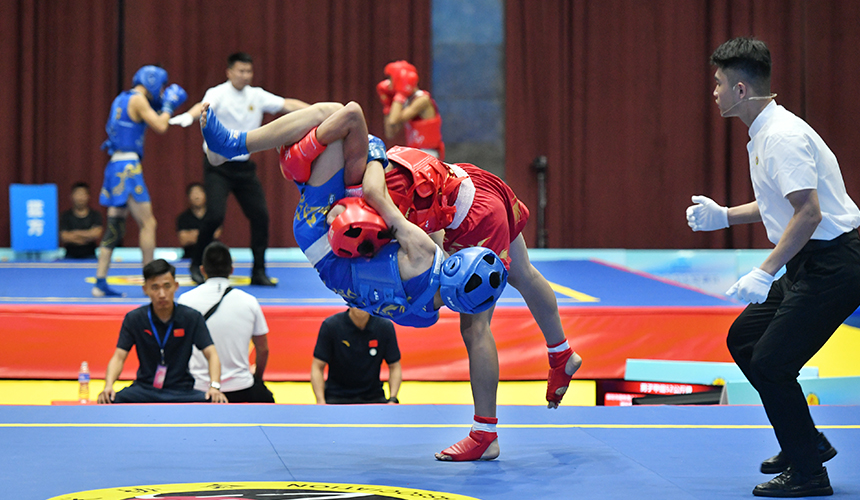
[
  {"left": 200, "top": 101, "right": 510, "bottom": 460},
  {"left": 93, "top": 65, "right": 188, "bottom": 297}
]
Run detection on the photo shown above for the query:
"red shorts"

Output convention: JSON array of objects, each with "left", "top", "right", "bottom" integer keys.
[{"left": 443, "top": 164, "right": 529, "bottom": 269}]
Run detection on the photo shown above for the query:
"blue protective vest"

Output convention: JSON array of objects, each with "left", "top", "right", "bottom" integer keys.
[
  {"left": 347, "top": 244, "right": 442, "bottom": 327},
  {"left": 101, "top": 90, "right": 147, "bottom": 158}
]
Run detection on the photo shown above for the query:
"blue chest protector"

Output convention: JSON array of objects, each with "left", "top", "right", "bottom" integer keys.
[
  {"left": 101, "top": 90, "right": 147, "bottom": 158},
  {"left": 348, "top": 244, "right": 443, "bottom": 327}
]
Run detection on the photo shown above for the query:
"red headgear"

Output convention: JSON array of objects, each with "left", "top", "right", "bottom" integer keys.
[
  {"left": 384, "top": 60, "right": 416, "bottom": 78},
  {"left": 384, "top": 60, "right": 419, "bottom": 96},
  {"left": 327, "top": 197, "right": 392, "bottom": 258}
]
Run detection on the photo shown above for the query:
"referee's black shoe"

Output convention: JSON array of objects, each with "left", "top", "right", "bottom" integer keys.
[
  {"left": 753, "top": 466, "right": 832, "bottom": 497},
  {"left": 760, "top": 432, "right": 836, "bottom": 474},
  {"left": 251, "top": 268, "right": 276, "bottom": 287}
]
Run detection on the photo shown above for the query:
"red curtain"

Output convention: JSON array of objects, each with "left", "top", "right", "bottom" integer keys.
[
  {"left": 506, "top": 0, "right": 860, "bottom": 249},
  {"left": 1, "top": 0, "right": 430, "bottom": 249},
  {"left": 6, "top": 1, "right": 860, "bottom": 251},
  {"left": 0, "top": 0, "right": 118, "bottom": 247}
]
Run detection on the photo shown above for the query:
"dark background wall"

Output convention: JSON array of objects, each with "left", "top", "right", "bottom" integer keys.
[
  {"left": 3, "top": 0, "right": 859, "bottom": 252},
  {"left": 505, "top": 0, "right": 860, "bottom": 250}
]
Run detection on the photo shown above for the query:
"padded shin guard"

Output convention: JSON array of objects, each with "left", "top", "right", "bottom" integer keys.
[
  {"left": 436, "top": 416, "right": 499, "bottom": 462},
  {"left": 102, "top": 216, "right": 126, "bottom": 250},
  {"left": 546, "top": 343, "right": 574, "bottom": 406},
  {"left": 277, "top": 127, "right": 325, "bottom": 183}
]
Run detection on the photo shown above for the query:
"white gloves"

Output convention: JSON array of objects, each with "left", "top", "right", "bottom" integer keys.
[
  {"left": 686, "top": 195, "right": 729, "bottom": 231},
  {"left": 726, "top": 267, "right": 775, "bottom": 304},
  {"left": 168, "top": 112, "right": 195, "bottom": 128}
]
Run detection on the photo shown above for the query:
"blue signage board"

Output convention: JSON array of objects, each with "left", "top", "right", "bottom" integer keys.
[{"left": 9, "top": 184, "right": 58, "bottom": 252}]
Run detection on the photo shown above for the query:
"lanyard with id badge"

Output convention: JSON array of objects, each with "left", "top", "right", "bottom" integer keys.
[{"left": 147, "top": 307, "right": 174, "bottom": 389}]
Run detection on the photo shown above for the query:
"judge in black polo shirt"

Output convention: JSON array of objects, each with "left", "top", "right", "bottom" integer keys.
[
  {"left": 311, "top": 307, "right": 402, "bottom": 405},
  {"left": 59, "top": 182, "right": 103, "bottom": 259},
  {"left": 97, "top": 259, "right": 228, "bottom": 403}
]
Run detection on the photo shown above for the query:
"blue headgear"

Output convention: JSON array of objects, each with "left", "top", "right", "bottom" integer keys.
[
  {"left": 132, "top": 65, "right": 168, "bottom": 108},
  {"left": 440, "top": 247, "right": 508, "bottom": 314}
]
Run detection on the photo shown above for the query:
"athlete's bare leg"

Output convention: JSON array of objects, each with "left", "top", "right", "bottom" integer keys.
[
  {"left": 507, "top": 234, "right": 582, "bottom": 407},
  {"left": 435, "top": 308, "right": 501, "bottom": 461},
  {"left": 245, "top": 102, "right": 343, "bottom": 152},
  {"left": 314, "top": 101, "right": 369, "bottom": 187},
  {"left": 200, "top": 102, "right": 343, "bottom": 166},
  {"left": 126, "top": 198, "right": 157, "bottom": 265}
]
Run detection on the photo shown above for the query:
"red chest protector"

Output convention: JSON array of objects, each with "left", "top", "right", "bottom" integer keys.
[
  {"left": 405, "top": 93, "right": 444, "bottom": 159},
  {"left": 385, "top": 146, "right": 465, "bottom": 233}
]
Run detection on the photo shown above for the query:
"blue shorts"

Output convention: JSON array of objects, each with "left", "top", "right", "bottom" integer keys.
[
  {"left": 292, "top": 173, "right": 359, "bottom": 302},
  {"left": 99, "top": 157, "right": 151, "bottom": 207},
  {"left": 292, "top": 173, "right": 345, "bottom": 252}
]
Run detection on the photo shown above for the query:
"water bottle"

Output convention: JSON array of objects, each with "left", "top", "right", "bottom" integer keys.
[{"left": 78, "top": 361, "right": 90, "bottom": 403}]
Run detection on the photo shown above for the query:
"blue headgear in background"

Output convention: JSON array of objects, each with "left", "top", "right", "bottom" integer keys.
[{"left": 132, "top": 65, "right": 168, "bottom": 108}]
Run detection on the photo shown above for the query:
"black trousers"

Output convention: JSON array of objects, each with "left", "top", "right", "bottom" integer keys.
[
  {"left": 727, "top": 230, "right": 860, "bottom": 474},
  {"left": 223, "top": 378, "right": 275, "bottom": 403},
  {"left": 191, "top": 155, "right": 270, "bottom": 272},
  {"left": 325, "top": 385, "right": 387, "bottom": 404},
  {"left": 114, "top": 382, "right": 207, "bottom": 403},
  {"left": 325, "top": 393, "right": 389, "bottom": 404}
]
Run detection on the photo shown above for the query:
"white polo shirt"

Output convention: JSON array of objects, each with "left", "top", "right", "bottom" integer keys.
[
  {"left": 201, "top": 81, "right": 285, "bottom": 162},
  {"left": 747, "top": 101, "right": 860, "bottom": 245},
  {"left": 178, "top": 277, "right": 269, "bottom": 392}
]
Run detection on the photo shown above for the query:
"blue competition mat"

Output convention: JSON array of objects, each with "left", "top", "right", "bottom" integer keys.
[
  {"left": 1, "top": 404, "right": 857, "bottom": 499},
  {"left": 0, "top": 259, "right": 734, "bottom": 307}
]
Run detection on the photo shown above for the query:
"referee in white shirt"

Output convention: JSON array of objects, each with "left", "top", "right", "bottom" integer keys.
[
  {"left": 170, "top": 52, "right": 309, "bottom": 286},
  {"left": 178, "top": 241, "right": 275, "bottom": 403},
  {"left": 687, "top": 37, "right": 860, "bottom": 497}
]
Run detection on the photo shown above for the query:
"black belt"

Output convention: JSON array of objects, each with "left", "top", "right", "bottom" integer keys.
[{"left": 799, "top": 229, "right": 859, "bottom": 253}]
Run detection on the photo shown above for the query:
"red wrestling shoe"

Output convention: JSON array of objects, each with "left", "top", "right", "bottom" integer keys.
[
  {"left": 435, "top": 416, "right": 499, "bottom": 461},
  {"left": 546, "top": 341, "right": 581, "bottom": 409}
]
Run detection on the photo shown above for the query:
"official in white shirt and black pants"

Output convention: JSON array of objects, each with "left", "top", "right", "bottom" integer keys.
[
  {"left": 170, "top": 52, "right": 309, "bottom": 286},
  {"left": 687, "top": 37, "right": 860, "bottom": 497}
]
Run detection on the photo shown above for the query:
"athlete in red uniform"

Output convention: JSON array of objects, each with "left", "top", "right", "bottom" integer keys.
[
  {"left": 202, "top": 102, "right": 511, "bottom": 462},
  {"left": 377, "top": 61, "right": 445, "bottom": 160},
  {"left": 229, "top": 101, "right": 580, "bottom": 462},
  {"left": 355, "top": 144, "right": 583, "bottom": 461}
]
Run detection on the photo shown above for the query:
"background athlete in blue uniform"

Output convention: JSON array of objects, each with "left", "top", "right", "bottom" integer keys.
[{"left": 93, "top": 65, "right": 187, "bottom": 297}]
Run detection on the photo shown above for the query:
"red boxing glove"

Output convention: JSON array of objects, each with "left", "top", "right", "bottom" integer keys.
[
  {"left": 392, "top": 68, "right": 418, "bottom": 97},
  {"left": 376, "top": 80, "right": 394, "bottom": 114},
  {"left": 277, "top": 127, "right": 326, "bottom": 183}
]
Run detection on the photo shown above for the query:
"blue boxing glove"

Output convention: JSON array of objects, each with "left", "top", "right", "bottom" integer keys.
[
  {"left": 367, "top": 134, "right": 389, "bottom": 168},
  {"left": 160, "top": 83, "right": 188, "bottom": 116}
]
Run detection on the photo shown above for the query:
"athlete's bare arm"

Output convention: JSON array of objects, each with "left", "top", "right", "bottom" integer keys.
[{"left": 129, "top": 93, "right": 171, "bottom": 134}]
